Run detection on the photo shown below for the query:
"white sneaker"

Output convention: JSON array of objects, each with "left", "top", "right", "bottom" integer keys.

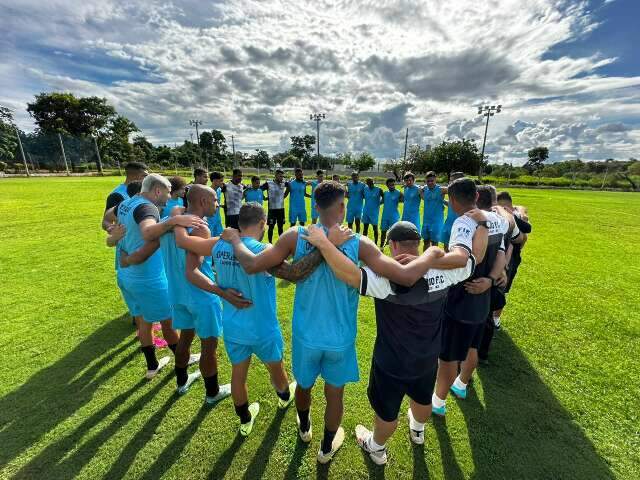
[
  {"left": 188, "top": 353, "right": 201, "bottom": 365},
  {"left": 355, "top": 425, "right": 387, "bottom": 465},
  {"left": 296, "top": 413, "right": 312, "bottom": 443},
  {"left": 317, "top": 426, "right": 345, "bottom": 464},
  {"left": 240, "top": 402, "right": 260, "bottom": 437},
  {"left": 145, "top": 356, "right": 171, "bottom": 379},
  {"left": 205, "top": 383, "right": 231, "bottom": 405},
  {"left": 493, "top": 316, "right": 501, "bottom": 330},
  {"left": 407, "top": 408, "right": 425, "bottom": 445},
  {"left": 278, "top": 381, "right": 296, "bottom": 409},
  {"left": 177, "top": 371, "right": 201, "bottom": 395}
]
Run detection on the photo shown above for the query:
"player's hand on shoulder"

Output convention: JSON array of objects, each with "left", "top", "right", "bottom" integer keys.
[
  {"left": 328, "top": 224, "right": 353, "bottom": 246},
  {"left": 221, "top": 227, "right": 240, "bottom": 243},
  {"left": 426, "top": 245, "right": 445, "bottom": 258},
  {"left": 191, "top": 223, "right": 211, "bottom": 239},
  {"left": 301, "top": 224, "right": 328, "bottom": 247},
  {"left": 465, "top": 208, "right": 487, "bottom": 223},
  {"left": 169, "top": 205, "right": 186, "bottom": 217},
  {"left": 172, "top": 214, "right": 206, "bottom": 229},
  {"left": 394, "top": 253, "right": 417, "bottom": 265}
]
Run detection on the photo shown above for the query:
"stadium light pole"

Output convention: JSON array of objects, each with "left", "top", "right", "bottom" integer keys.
[
  {"left": 477, "top": 104, "right": 501, "bottom": 181},
  {"left": 189, "top": 119, "right": 203, "bottom": 162},
  {"left": 310, "top": 113, "right": 326, "bottom": 170}
]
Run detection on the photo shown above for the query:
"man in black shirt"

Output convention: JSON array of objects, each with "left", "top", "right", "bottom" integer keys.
[{"left": 103, "top": 162, "right": 148, "bottom": 226}]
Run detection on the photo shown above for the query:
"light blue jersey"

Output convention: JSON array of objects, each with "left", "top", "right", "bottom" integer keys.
[
  {"left": 110, "top": 183, "right": 130, "bottom": 271},
  {"left": 310, "top": 180, "right": 321, "bottom": 219},
  {"left": 292, "top": 225, "right": 360, "bottom": 350},
  {"left": 206, "top": 186, "right": 224, "bottom": 237},
  {"left": 442, "top": 207, "right": 459, "bottom": 245},
  {"left": 381, "top": 189, "right": 401, "bottom": 230},
  {"left": 362, "top": 185, "right": 382, "bottom": 224},
  {"left": 402, "top": 185, "right": 421, "bottom": 229},
  {"left": 244, "top": 188, "right": 264, "bottom": 205},
  {"left": 116, "top": 196, "right": 165, "bottom": 282},
  {"left": 213, "top": 238, "right": 280, "bottom": 346},
  {"left": 162, "top": 197, "right": 184, "bottom": 218},
  {"left": 289, "top": 179, "right": 307, "bottom": 212},
  {"left": 422, "top": 185, "right": 445, "bottom": 222},
  {"left": 347, "top": 181, "right": 365, "bottom": 213}
]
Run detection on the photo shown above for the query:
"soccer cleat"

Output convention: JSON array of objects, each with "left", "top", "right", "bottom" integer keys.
[
  {"left": 188, "top": 353, "right": 201, "bottom": 366},
  {"left": 205, "top": 383, "right": 232, "bottom": 405},
  {"left": 145, "top": 356, "right": 171, "bottom": 379},
  {"left": 153, "top": 337, "right": 168, "bottom": 348},
  {"left": 239, "top": 402, "right": 260, "bottom": 437},
  {"left": 177, "top": 371, "right": 201, "bottom": 395},
  {"left": 278, "top": 381, "right": 297, "bottom": 409},
  {"left": 493, "top": 316, "right": 501, "bottom": 330},
  {"left": 296, "top": 413, "right": 312, "bottom": 443},
  {"left": 407, "top": 408, "right": 425, "bottom": 445},
  {"left": 431, "top": 404, "right": 446, "bottom": 417},
  {"left": 317, "top": 426, "right": 345, "bottom": 464},
  {"left": 355, "top": 425, "right": 387, "bottom": 465},
  {"left": 450, "top": 384, "right": 467, "bottom": 399}
]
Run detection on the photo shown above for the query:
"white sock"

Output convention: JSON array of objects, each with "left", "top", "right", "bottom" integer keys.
[
  {"left": 367, "top": 434, "right": 385, "bottom": 451},
  {"left": 432, "top": 393, "right": 446, "bottom": 408},
  {"left": 409, "top": 411, "right": 425, "bottom": 432},
  {"left": 453, "top": 375, "right": 467, "bottom": 390}
]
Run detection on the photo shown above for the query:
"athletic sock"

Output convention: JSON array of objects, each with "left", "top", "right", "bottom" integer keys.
[
  {"left": 297, "top": 408, "right": 310, "bottom": 432},
  {"left": 432, "top": 393, "right": 446, "bottom": 408},
  {"left": 141, "top": 345, "right": 159, "bottom": 371},
  {"left": 175, "top": 366, "right": 188, "bottom": 387},
  {"left": 321, "top": 428, "right": 337, "bottom": 454},
  {"left": 204, "top": 374, "right": 219, "bottom": 398},
  {"left": 453, "top": 375, "right": 467, "bottom": 391},
  {"left": 409, "top": 413, "right": 425, "bottom": 432},
  {"left": 235, "top": 402, "right": 251, "bottom": 424},
  {"left": 367, "top": 435, "right": 385, "bottom": 451},
  {"left": 168, "top": 343, "right": 178, "bottom": 354},
  {"left": 276, "top": 387, "right": 290, "bottom": 402}
]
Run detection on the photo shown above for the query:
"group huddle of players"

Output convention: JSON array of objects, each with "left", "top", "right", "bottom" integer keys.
[{"left": 101, "top": 162, "right": 531, "bottom": 466}]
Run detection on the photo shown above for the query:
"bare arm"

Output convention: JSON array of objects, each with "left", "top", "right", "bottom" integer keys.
[
  {"left": 139, "top": 214, "right": 207, "bottom": 242},
  {"left": 222, "top": 227, "right": 297, "bottom": 274},
  {"left": 119, "top": 240, "right": 160, "bottom": 267},
  {"left": 102, "top": 207, "right": 117, "bottom": 232},
  {"left": 174, "top": 224, "right": 219, "bottom": 257},
  {"left": 301, "top": 226, "right": 361, "bottom": 288},
  {"left": 267, "top": 248, "right": 324, "bottom": 283},
  {"left": 106, "top": 224, "right": 125, "bottom": 247}
]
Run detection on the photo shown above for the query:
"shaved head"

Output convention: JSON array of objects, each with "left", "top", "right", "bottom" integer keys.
[{"left": 187, "top": 184, "right": 217, "bottom": 217}]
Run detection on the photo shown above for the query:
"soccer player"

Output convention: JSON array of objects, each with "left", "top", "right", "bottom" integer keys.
[
  {"left": 432, "top": 180, "right": 510, "bottom": 415},
  {"left": 222, "top": 181, "right": 460, "bottom": 463},
  {"left": 420, "top": 171, "right": 447, "bottom": 250},
  {"left": 310, "top": 170, "right": 324, "bottom": 224},
  {"left": 346, "top": 171, "right": 366, "bottom": 233},
  {"left": 362, "top": 178, "right": 383, "bottom": 244},
  {"left": 193, "top": 167, "right": 209, "bottom": 185},
  {"left": 244, "top": 176, "right": 266, "bottom": 205},
  {"left": 102, "top": 161, "right": 147, "bottom": 231},
  {"left": 442, "top": 171, "right": 466, "bottom": 250},
  {"left": 208, "top": 203, "right": 327, "bottom": 436},
  {"left": 261, "top": 169, "right": 289, "bottom": 243},
  {"left": 162, "top": 176, "right": 186, "bottom": 218},
  {"left": 301, "top": 217, "right": 486, "bottom": 465},
  {"left": 207, "top": 172, "right": 225, "bottom": 237},
  {"left": 114, "top": 174, "right": 206, "bottom": 378},
  {"left": 496, "top": 191, "right": 531, "bottom": 298},
  {"left": 222, "top": 169, "right": 244, "bottom": 229},
  {"left": 380, "top": 178, "right": 403, "bottom": 248},
  {"left": 401, "top": 172, "right": 421, "bottom": 230},
  {"left": 288, "top": 168, "right": 308, "bottom": 226}
]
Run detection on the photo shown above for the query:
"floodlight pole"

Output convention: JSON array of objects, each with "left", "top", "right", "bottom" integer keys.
[
  {"left": 476, "top": 104, "right": 502, "bottom": 181},
  {"left": 310, "top": 113, "right": 326, "bottom": 170},
  {"left": 15, "top": 127, "right": 29, "bottom": 176},
  {"left": 57, "top": 133, "right": 70, "bottom": 176},
  {"left": 93, "top": 136, "right": 103, "bottom": 174}
]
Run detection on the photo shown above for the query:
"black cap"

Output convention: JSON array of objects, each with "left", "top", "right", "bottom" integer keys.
[{"left": 387, "top": 221, "right": 421, "bottom": 242}]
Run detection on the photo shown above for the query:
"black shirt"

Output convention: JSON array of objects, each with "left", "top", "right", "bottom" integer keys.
[
  {"left": 114, "top": 201, "right": 159, "bottom": 224},
  {"left": 105, "top": 192, "right": 125, "bottom": 211}
]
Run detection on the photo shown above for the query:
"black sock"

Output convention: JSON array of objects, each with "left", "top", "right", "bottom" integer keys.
[
  {"left": 168, "top": 343, "right": 178, "bottom": 354},
  {"left": 141, "top": 345, "right": 159, "bottom": 371},
  {"left": 322, "top": 428, "right": 337, "bottom": 454},
  {"left": 204, "top": 374, "right": 219, "bottom": 398},
  {"left": 235, "top": 402, "right": 251, "bottom": 424},
  {"left": 276, "top": 387, "right": 290, "bottom": 402},
  {"left": 175, "top": 366, "right": 188, "bottom": 387},
  {"left": 297, "top": 408, "right": 310, "bottom": 432}
]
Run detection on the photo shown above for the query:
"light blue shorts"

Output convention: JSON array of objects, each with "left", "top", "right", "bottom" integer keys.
[
  {"left": 118, "top": 276, "right": 171, "bottom": 323},
  {"left": 289, "top": 208, "right": 307, "bottom": 224},
  {"left": 362, "top": 210, "right": 380, "bottom": 225},
  {"left": 225, "top": 335, "right": 284, "bottom": 365},
  {"left": 421, "top": 221, "right": 443, "bottom": 243},
  {"left": 402, "top": 212, "right": 421, "bottom": 231},
  {"left": 346, "top": 205, "right": 363, "bottom": 223},
  {"left": 172, "top": 301, "right": 223, "bottom": 339},
  {"left": 292, "top": 338, "right": 359, "bottom": 389},
  {"left": 381, "top": 214, "right": 400, "bottom": 231}
]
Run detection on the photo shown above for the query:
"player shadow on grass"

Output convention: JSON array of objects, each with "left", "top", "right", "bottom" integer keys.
[
  {"left": 0, "top": 315, "right": 134, "bottom": 471},
  {"left": 444, "top": 331, "right": 614, "bottom": 480}
]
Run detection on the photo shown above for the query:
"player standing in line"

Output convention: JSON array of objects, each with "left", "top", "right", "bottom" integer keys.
[
  {"left": 379, "top": 178, "right": 403, "bottom": 248},
  {"left": 441, "top": 171, "right": 466, "bottom": 250},
  {"left": 192, "top": 167, "right": 209, "bottom": 186},
  {"left": 362, "top": 178, "right": 383, "bottom": 245},
  {"left": 310, "top": 170, "right": 324, "bottom": 224},
  {"left": 221, "top": 169, "right": 245, "bottom": 229},
  {"left": 244, "top": 176, "right": 266, "bottom": 205},
  {"left": 288, "top": 167, "right": 309, "bottom": 227},
  {"left": 207, "top": 171, "right": 225, "bottom": 237},
  {"left": 346, "top": 172, "right": 366, "bottom": 233},
  {"left": 162, "top": 176, "right": 186, "bottom": 218},
  {"left": 102, "top": 161, "right": 148, "bottom": 228},
  {"left": 401, "top": 172, "right": 421, "bottom": 231},
  {"left": 261, "top": 169, "right": 289, "bottom": 243},
  {"left": 419, "top": 171, "right": 447, "bottom": 251}
]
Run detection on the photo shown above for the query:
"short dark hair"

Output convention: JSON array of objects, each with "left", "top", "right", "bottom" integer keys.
[
  {"left": 314, "top": 181, "right": 346, "bottom": 209},
  {"left": 209, "top": 171, "right": 224, "bottom": 181},
  {"left": 450, "top": 171, "right": 465, "bottom": 181},
  {"left": 426, "top": 171, "right": 436, "bottom": 179},
  {"left": 126, "top": 181, "right": 142, "bottom": 197},
  {"left": 403, "top": 172, "right": 415, "bottom": 181},
  {"left": 294, "top": 167, "right": 303, "bottom": 174},
  {"left": 448, "top": 178, "right": 477, "bottom": 206},
  {"left": 477, "top": 185, "right": 494, "bottom": 209},
  {"left": 125, "top": 161, "right": 147, "bottom": 173},
  {"left": 352, "top": 171, "right": 359, "bottom": 176},
  {"left": 194, "top": 167, "right": 207, "bottom": 178},
  {"left": 238, "top": 202, "right": 266, "bottom": 229},
  {"left": 316, "top": 169, "right": 324, "bottom": 175},
  {"left": 168, "top": 176, "right": 186, "bottom": 193},
  {"left": 251, "top": 175, "right": 260, "bottom": 182},
  {"left": 386, "top": 178, "right": 395, "bottom": 186},
  {"left": 497, "top": 191, "right": 512, "bottom": 204},
  {"left": 232, "top": 168, "right": 242, "bottom": 176},
  {"left": 275, "top": 169, "right": 284, "bottom": 175}
]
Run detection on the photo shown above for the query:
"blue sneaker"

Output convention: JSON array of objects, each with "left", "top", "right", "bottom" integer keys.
[
  {"left": 432, "top": 404, "right": 446, "bottom": 417},
  {"left": 450, "top": 384, "right": 467, "bottom": 399}
]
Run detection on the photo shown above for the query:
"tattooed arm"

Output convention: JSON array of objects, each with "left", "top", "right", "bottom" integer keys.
[{"left": 267, "top": 248, "right": 323, "bottom": 283}]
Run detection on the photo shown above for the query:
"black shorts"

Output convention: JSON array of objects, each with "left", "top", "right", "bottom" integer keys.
[
  {"left": 367, "top": 359, "right": 437, "bottom": 422},
  {"left": 505, "top": 259, "right": 521, "bottom": 293},
  {"left": 439, "top": 314, "right": 485, "bottom": 362},
  {"left": 491, "top": 286, "right": 507, "bottom": 311},
  {"left": 225, "top": 214, "right": 239, "bottom": 229},
  {"left": 267, "top": 208, "right": 285, "bottom": 226}
]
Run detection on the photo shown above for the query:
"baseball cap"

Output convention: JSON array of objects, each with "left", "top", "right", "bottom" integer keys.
[{"left": 387, "top": 221, "right": 421, "bottom": 242}]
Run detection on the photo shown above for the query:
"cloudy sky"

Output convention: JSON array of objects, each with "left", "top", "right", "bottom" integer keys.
[{"left": 1, "top": 0, "right": 639, "bottom": 164}]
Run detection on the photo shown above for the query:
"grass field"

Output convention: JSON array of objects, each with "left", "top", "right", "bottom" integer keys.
[{"left": 0, "top": 177, "right": 638, "bottom": 480}]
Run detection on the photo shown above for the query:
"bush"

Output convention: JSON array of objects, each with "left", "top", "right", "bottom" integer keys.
[{"left": 0, "top": 161, "right": 6, "bottom": 172}]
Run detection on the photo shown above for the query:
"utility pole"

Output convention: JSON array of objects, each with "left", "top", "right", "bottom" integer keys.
[
  {"left": 57, "top": 133, "right": 70, "bottom": 176},
  {"left": 476, "top": 104, "right": 502, "bottom": 181},
  {"left": 231, "top": 135, "right": 236, "bottom": 168},
  {"left": 15, "top": 127, "right": 29, "bottom": 176},
  {"left": 93, "top": 136, "right": 103, "bottom": 174},
  {"left": 310, "top": 113, "right": 326, "bottom": 170},
  {"left": 403, "top": 127, "right": 409, "bottom": 161}
]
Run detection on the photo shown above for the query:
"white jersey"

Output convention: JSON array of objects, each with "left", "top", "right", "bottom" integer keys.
[
  {"left": 224, "top": 182, "right": 244, "bottom": 215},
  {"left": 265, "top": 180, "right": 287, "bottom": 210}
]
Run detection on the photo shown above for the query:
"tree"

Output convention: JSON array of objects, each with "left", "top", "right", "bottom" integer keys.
[
  {"left": 251, "top": 149, "right": 271, "bottom": 169},
  {"left": 431, "top": 139, "right": 482, "bottom": 180},
  {"left": 210, "top": 129, "right": 227, "bottom": 164},
  {"left": 384, "top": 158, "right": 402, "bottom": 181},
  {"left": 290, "top": 135, "right": 315, "bottom": 162},
  {"left": 0, "top": 105, "right": 17, "bottom": 162},
  {"left": 336, "top": 152, "right": 356, "bottom": 168},
  {"left": 27, "top": 92, "right": 116, "bottom": 136},
  {"left": 132, "top": 135, "right": 155, "bottom": 164},
  {"left": 350, "top": 152, "right": 376, "bottom": 172},
  {"left": 282, "top": 154, "right": 300, "bottom": 168},
  {"left": 100, "top": 115, "right": 140, "bottom": 165},
  {"left": 524, "top": 146, "right": 549, "bottom": 174}
]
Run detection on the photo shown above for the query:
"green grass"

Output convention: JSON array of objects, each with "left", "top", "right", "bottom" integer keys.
[{"left": 0, "top": 177, "right": 638, "bottom": 479}]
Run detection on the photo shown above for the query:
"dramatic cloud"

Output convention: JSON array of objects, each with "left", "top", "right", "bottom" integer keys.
[{"left": 1, "top": 0, "right": 639, "bottom": 163}]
